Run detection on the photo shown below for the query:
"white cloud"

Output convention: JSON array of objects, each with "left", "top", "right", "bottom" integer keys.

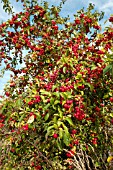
[
  {"left": 0, "top": 89, "right": 3, "bottom": 95},
  {"left": 87, "top": 0, "right": 113, "bottom": 17},
  {"left": 0, "top": 71, "right": 12, "bottom": 95},
  {"left": 0, "top": 3, "right": 11, "bottom": 21},
  {"left": 101, "top": 2, "right": 113, "bottom": 16},
  {"left": 0, "top": 0, "right": 23, "bottom": 21},
  {"left": 10, "top": 0, "right": 23, "bottom": 13},
  {"left": 1, "top": 0, "right": 111, "bottom": 22},
  {"left": 101, "top": 1, "right": 113, "bottom": 9}
]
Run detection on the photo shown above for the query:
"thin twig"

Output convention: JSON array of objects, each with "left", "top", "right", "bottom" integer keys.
[{"left": 27, "top": 139, "right": 54, "bottom": 169}]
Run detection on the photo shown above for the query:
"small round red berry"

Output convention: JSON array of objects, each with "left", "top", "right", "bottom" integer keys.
[
  {"left": 110, "top": 97, "right": 113, "bottom": 102},
  {"left": 5, "top": 91, "right": 10, "bottom": 97},
  {"left": 71, "top": 129, "right": 77, "bottom": 134},
  {"left": 111, "top": 118, "right": 113, "bottom": 124},
  {"left": 53, "top": 133, "right": 58, "bottom": 139}
]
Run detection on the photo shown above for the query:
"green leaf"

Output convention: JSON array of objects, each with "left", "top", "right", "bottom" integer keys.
[
  {"left": 66, "top": 49, "right": 69, "bottom": 56},
  {"left": 52, "top": 85, "right": 56, "bottom": 91},
  {"left": 16, "top": 98, "right": 22, "bottom": 106},
  {"left": 62, "top": 55, "right": 68, "bottom": 63},
  {"left": 53, "top": 116, "right": 57, "bottom": 123},
  {"left": 64, "top": 91, "right": 72, "bottom": 98},
  {"left": 57, "top": 120, "right": 63, "bottom": 127},
  {"left": 85, "top": 82, "right": 94, "bottom": 91},
  {"left": 43, "top": 103, "right": 50, "bottom": 111},
  {"left": 76, "top": 73, "right": 82, "bottom": 79},
  {"left": 1, "top": 104, "right": 6, "bottom": 112},
  {"left": 32, "top": 89, "right": 37, "bottom": 94},
  {"left": 58, "top": 106, "right": 63, "bottom": 118},
  {"left": 54, "top": 100, "right": 60, "bottom": 105},
  {"left": 103, "top": 64, "right": 112, "bottom": 75},
  {"left": 44, "top": 113, "right": 50, "bottom": 121},
  {"left": 50, "top": 97, "right": 54, "bottom": 105},
  {"left": 103, "top": 94, "right": 109, "bottom": 99},
  {"left": 40, "top": 95, "right": 46, "bottom": 102},
  {"left": 74, "top": 84, "right": 77, "bottom": 89},
  {"left": 63, "top": 132, "right": 70, "bottom": 146},
  {"left": 53, "top": 92, "right": 60, "bottom": 98},
  {"left": 65, "top": 117, "right": 74, "bottom": 126},
  {"left": 47, "top": 125, "right": 55, "bottom": 131},
  {"left": 19, "top": 114, "right": 25, "bottom": 122},
  {"left": 40, "top": 89, "right": 51, "bottom": 96},
  {"left": 35, "top": 111, "right": 41, "bottom": 118},
  {"left": 61, "top": 122, "right": 69, "bottom": 135},
  {"left": 46, "top": 125, "right": 54, "bottom": 140},
  {"left": 91, "top": 65, "right": 97, "bottom": 70},
  {"left": 80, "top": 91, "right": 84, "bottom": 95},
  {"left": 63, "top": 67, "right": 66, "bottom": 73},
  {"left": 59, "top": 128, "right": 64, "bottom": 139},
  {"left": 110, "top": 113, "right": 113, "bottom": 117},
  {"left": 52, "top": 105, "right": 56, "bottom": 110},
  {"left": 60, "top": 93, "right": 67, "bottom": 100},
  {"left": 56, "top": 140, "right": 62, "bottom": 150}
]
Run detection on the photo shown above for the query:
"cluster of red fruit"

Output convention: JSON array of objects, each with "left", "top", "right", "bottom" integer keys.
[
  {"left": 28, "top": 96, "right": 41, "bottom": 106},
  {"left": 0, "top": 113, "right": 5, "bottom": 128},
  {"left": 74, "top": 106, "right": 85, "bottom": 121},
  {"left": 63, "top": 100, "right": 73, "bottom": 110}
]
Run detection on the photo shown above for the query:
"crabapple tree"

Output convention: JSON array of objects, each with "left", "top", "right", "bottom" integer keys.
[{"left": 0, "top": 1, "right": 113, "bottom": 169}]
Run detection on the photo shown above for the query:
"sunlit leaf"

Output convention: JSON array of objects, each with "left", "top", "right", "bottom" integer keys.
[
  {"left": 103, "top": 64, "right": 112, "bottom": 75},
  {"left": 44, "top": 113, "right": 50, "bottom": 121},
  {"left": 65, "top": 117, "right": 74, "bottom": 126},
  {"left": 27, "top": 115, "right": 35, "bottom": 124}
]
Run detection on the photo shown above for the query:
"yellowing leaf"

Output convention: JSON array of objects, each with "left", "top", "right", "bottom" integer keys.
[
  {"left": 107, "top": 156, "right": 113, "bottom": 163},
  {"left": 27, "top": 115, "right": 35, "bottom": 124},
  {"left": 71, "top": 146, "right": 76, "bottom": 153},
  {"left": 59, "top": 127, "right": 64, "bottom": 139}
]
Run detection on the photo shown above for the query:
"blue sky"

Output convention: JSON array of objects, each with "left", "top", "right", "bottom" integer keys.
[{"left": 0, "top": 0, "right": 113, "bottom": 95}]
